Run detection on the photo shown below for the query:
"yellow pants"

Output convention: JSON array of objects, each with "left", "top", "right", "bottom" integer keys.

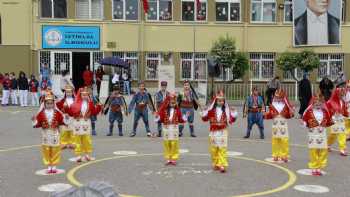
[
  {"left": 42, "top": 145, "right": 61, "bottom": 166},
  {"left": 328, "top": 132, "right": 347, "bottom": 152},
  {"left": 209, "top": 145, "right": 228, "bottom": 167},
  {"left": 272, "top": 137, "right": 289, "bottom": 158},
  {"left": 60, "top": 129, "right": 75, "bottom": 146},
  {"left": 345, "top": 119, "right": 350, "bottom": 137},
  {"left": 74, "top": 135, "right": 92, "bottom": 156},
  {"left": 308, "top": 149, "right": 328, "bottom": 169},
  {"left": 163, "top": 140, "right": 179, "bottom": 161}
]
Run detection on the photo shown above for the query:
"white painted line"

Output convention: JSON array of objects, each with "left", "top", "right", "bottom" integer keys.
[
  {"left": 264, "top": 158, "right": 291, "bottom": 164},
  {"left": 35, "top": 169, "right": 65, "bottom": 176},
  {"left": 297, "top": 169, "right": 327, "bottom": 176},
  {"left": 38, "top": 183, "right": 72, "bottom": 192},
  {"left": 68, "top": 157, "right": 96, "bottom": 162},
  {"left": 294, "top": 185, "right": 330, "bottom": 193},
  {"left": 179, "top": 149, "right": 189, "bottom": 154},
  {"left": 113, "top": 151, "right": 138, "bottom": 155},
  {"left": 227, "top": 151, "right": 244, "bottom": 156}
]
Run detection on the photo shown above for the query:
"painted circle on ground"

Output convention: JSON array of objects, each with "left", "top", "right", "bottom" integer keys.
[
  {"left": 67, "top": 153, "right": 297, "bottom": 197},
  {"left": 69, "top": 157, "right": 96, "bottom": 162},
  {"left": 227, "top": 151, "right": 244, "bottom": 156},
  {"left": 294, "top": 185, "right": 330, "bottom": 193},
  {"left": 297, "top": 169, "right": 327, "bottom": 176},
  {"left": 179, "top": 149, "right": 189, "bottom": 154},
  {"left": 265, "top": 158, "right": 291, "bottom": 164},
  {"left": 35, "top": 169, "right": 65, "bottom": 176},
  {"left": 38, "top": 183, "right": 72, "bottom": 192},
  {"left": 113, "top": 151, "right": 138, "bottom": 155}
]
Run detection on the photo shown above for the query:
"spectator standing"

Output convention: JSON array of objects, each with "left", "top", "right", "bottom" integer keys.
[
  {"left": 1, "top": 73, "right": 10, "bottom": 106},
  {"left": 298, "top": 73, "right": 312, "bottom": 118},
  {"left": 83, "top": 65, "right": 93, "bottom": 87},
  {"left": 40, "top": 63, "right": 51, "bottom": 81},
  {"left": 334, "top": 71, "right": 346, "bottom": 88},
  {"left": 111, "top": 72, "right": 120, "bottom": 89},
  {"left": 29, "top": 75, "right": 39, "bottom": 106},
  {"left": 18, "top": 71, "right": 29, "bottom": 107},
  {"left": 122, "top": 70, "right": 130, "bottom": 95},
  {"left": 9, "top": 72, "right": 18, "bottom": 106},
  {"left": 95, "top": 66, "right": 105, "bottom": 96}
]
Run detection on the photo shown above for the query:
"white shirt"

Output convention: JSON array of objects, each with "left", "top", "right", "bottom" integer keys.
[
  {"left": 307, "top": 8, "right": 328, "bottom": 45},
  {"left": 112, "top": 74, "right": 120, "bottom": 84},
  {"left": 66, "top": 97, "right": 74, "bottom": 107},
  {"left": 272, "top": 101, "right": 285, "bottom": 113},
  {"left": 81, "top": 101, "right": 88, "bottom": 115},
  {"left": 313, "top": 109, "right": 324, "bottom": 124},
  {"left": 216, "top": 107, "right": 223, "bottom": 122},
  {"left": 169, "top": 108, "right": 174, "bottom": 120},
  {"left": 45, "top": 109, "right": 54, "bottom": 123}
]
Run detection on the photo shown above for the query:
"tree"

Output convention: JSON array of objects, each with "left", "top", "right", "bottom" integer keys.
[
  {"left": 276, "top": 50, "right": 320, "bottom": 81},
  {"left": 210, "top": 35, "right": 249, "bottom": 81}
]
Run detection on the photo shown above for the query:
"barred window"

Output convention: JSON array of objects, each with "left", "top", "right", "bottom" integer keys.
[
  {"left": 318, "top": 54, "right": 344, "bottom": 80},
  {"left": 251, "top": 0, "right": 276, "bottom": 22},
  {"left": 181, "top": 53, "right": 207, "bottom": 81},
  {"left": 284, "top": 0, "right": 292, "bottom": 23},
  {"left": 216, "top": 0, "right": 241, "bottom": 22},
  {"left": 146, "top": 53, "right": 161, "bottom": 80},
  {"left": 147, "top": 0, "right": 172, "bottom": 21},
  {"left": 250, "top": 53, "right": 275, "bottom": 80},
  {"left": 112, "top": 0, "right": 139, "bottom": 20},
  {"left": 76, "top": 0, "right": 103, "bottom": 19},
  {"left": 112, "top": 52, "right": 139, "bottom": 80},
  {"left": 92, "top": 52, "right": 104, "bottom": 71},
  {"left": 39, "top": 51, "right": 51, "bottom": 72},
  {"left": 283, "top": 68, "right": 303, "bottom": 81},
  {"left": 41, "top": 0, "right": 67, "bottom": 18},
  {"left": 182, "top": 0, "right": 207, "bottom": 21},
  {"left": 216, "top": 67, "right": 233, "bottom": 81}
]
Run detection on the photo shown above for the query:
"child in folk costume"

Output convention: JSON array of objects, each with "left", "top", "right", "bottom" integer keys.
[
  {"left": 104, "top": 85, "right": 127, "bottom": 136},
  {"left": 342, "top": 80, "right": 350, "bottom": 141},
  {"left": 302, "top": 93, "right": 333, "bottom": 176},
  {"left": 201, "top": 91, "right": 238, "bottom": 173},
  {"left": 326, "top": 87, "right": 349, "bottom": 156},
  {"left": 155, "top": 93, "right": 188, "bottom": 166},
  {"left": 264, "top": 89, "right": 294, "bottom": 162},
  {"left": 88, "top": 87, "right": 99, "bottom": 136},
  {"left": 67, "top": 87, "right": 102, "bottom": 163},
  {"left": 32, "top": 91, "right": 66, "bottom": 174},
  {"left": 56, "top": 85, "right": 76, "bottom": 149}
]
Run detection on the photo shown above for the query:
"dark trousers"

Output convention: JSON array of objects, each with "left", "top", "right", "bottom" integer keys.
[
  {"left": 109, "top": 111, "right": 123, "bottom": 134},
  {"left": 133, "top": 109, "right": 151, "bottom": 133},
  {"left": 246, "top": 112, "right": 264, "bottom": 138}
]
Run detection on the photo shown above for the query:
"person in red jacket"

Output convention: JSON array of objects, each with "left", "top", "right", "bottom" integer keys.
[
  {"left": 155, "top": 93, "right": 188, "bottom": 166},
  {"left": 201, "top": 90, "right": 237, "bottom": 173},
  {"left": 32, "top": 91, "right": 66, "bottom": 174},
  {"left": 83, "top": 66, "right": 93, "bottom": 87},
  {"left": 302, "top": 93, "right": 333, "bottom": 176},
  {"left": 326, "top": 87, "right": 349, "bottom": 156},
  {"left": 67, "top": 86, "right": 102, "bottom": 162},
  {"left": 56, "top": 85, "right": 76, "bottom": 150},
  {"left": 264, "top": 89, "right": 294, "bottom": 162}
]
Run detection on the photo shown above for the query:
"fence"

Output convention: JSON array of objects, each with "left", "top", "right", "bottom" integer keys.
[{"left": 208, "top": 82, "right": 318, "bottom": 101}]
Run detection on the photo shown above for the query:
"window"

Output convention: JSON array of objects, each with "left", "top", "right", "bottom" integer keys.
[
  {"left": 113, "top": 52, "right": 139, "bottom": 80},
  {"left": 216, "top": 67, "right": 234, "bottom": 81},
  {"left": 284, "top": 0, "right": 292, "bottom": 23},
  {"left": 283, "top": 68, "right": 303, "bottom": 81},
  {"left": 41, "top": 0, "right": 67, "bottom": 18},
  {"left": 147, "top": 0, "right": 172, "bottom": 21},
  {"left": 216, "top": 0, "right": 241, "bottom": 22},
  {"left": 342, "top": 0, "right": 346, "bottom": 22},
  {"left": 112, "top": 0, "right": 139, "bottom": 20},
  {"left": 146, "top": 53, "right": 161, "bottom": 80},
  {"left": 39, "top": 51, "right": 51, "bottom": 71},
  {"left": 250, "top": 53, "right": 275, "bottom": 80},
  {"left": 251, "top": 0, "right": 276, "bottom": 22},
  {"left": 182, "top": 0, "right": 207, "bottom": 21},
  {"left": 318, "top": 54, "right": 344, "bottom": 80},
  {"left": 92, "top": 52, "right": 104, "bottom": 71},
  {"left": 76, "top": 0, "right": 103, "bottom": 19},
  {"left": 181, "top": 53, "right": 207, "bottom": 80}
]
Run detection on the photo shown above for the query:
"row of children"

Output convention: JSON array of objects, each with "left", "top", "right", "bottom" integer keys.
[{"left": 1, "top": 72, "right": 51, "bottom": 107}]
